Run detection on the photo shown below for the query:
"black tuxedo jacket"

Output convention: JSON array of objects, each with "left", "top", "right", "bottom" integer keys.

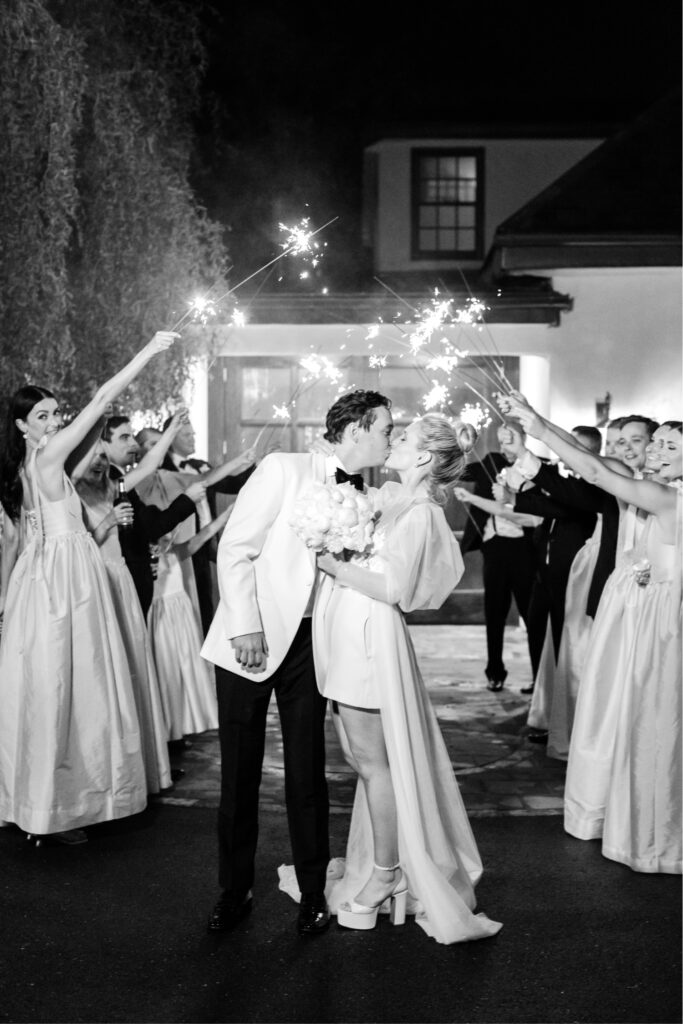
[
  {"left": 513, "top": 467, "right": 597, "bottom": 585},
  {"left": 522, "top": 463, "right": 618, "bottom": 617},
  {"left": 109, "top": 464, "right": 196, "bottom": 616},
  {"left": 459, "top": 452, "right": 535, "bottom": 555}
]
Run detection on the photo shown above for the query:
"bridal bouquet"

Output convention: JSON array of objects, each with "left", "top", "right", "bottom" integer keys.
[{"left": 290, "top": 481, "right": 376, "bottom": 555}]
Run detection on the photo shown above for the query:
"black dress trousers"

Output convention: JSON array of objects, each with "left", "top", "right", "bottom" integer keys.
[{"left": 215, "top": 618, "right": 329, "bottom": 898}]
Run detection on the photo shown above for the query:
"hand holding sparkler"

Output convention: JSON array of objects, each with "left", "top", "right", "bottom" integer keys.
[
  {"left": 143, "top": 331, "right": 179, "bottom": 357},
  {"left": 492, "top": 480, "right": 511, "bottom": 503},
  {"left": 497, "top": 391, "right": 547, "bottom": 442},
  {"left": 452, "top": 486, "right": 474, "bottom": 504}
]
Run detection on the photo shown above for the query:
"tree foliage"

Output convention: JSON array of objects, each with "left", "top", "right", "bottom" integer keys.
[{"left": 0, "top": 0, "right": 229, "bottom": 418}]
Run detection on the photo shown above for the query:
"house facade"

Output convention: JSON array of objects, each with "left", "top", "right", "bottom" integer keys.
[{"left": 185, "top": 91, "right": 681, "bottom": 622}]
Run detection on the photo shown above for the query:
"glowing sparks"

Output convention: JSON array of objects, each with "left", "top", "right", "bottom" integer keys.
[
  {"left": 369, "top": 355, "right": 387, "bottom": 368},
  {"left": 425, "top": 353, "right": 460, "bottom": 374},
  {"left": 459, "top": 402, "right": 492, "bottom": 431},
  {"left": 453, "top": 297, "right": 488, "bottom": 324},
  {"left": 279, "top": 218, "right": 316, "bottom": 255},
  {"left": 230, "top": 307, "right": 247, "bottom": 328},
  {"left": 187, "top": 296, "right": 217, "bottom": 325},
  {"left": 300, "top": 354, "right": 343, "bottom": 384},
  {"left": 272, "top": 404, "right": 292, "bottom": 421},
  {"left": 278, "top": 217, "right": 329, "bottom": 272},
  {"left": 422, "top": 382, "right": 450, "bottom": 411},
  {"left": 408, "top": 297, "right": 454, "bottom": 354}
]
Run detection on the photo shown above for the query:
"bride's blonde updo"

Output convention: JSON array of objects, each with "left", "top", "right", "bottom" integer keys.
[{"left": 416, "top": 414, "right": 477, "bottom": 504}]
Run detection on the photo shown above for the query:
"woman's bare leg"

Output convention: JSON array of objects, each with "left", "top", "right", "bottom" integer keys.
[{"left": 337, "top": 702, "right": 401, "bottom": 905}]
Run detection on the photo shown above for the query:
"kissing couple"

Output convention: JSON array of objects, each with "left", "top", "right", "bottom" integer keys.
[{"left": 201, "top": 389, "right": 502, "bottom": 945}]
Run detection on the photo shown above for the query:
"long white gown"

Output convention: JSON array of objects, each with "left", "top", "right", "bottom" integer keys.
[
  {"left": 600, "top": 504, "right": 681, "bottom": 873},
  {"left": 146, "top": 528, "right": 218, "bottom": 739},
  {"left": 565, "top": 491, "right": 679, "bottom": 876},
  {"left": 564, "top": 498, "right": 677, "bottom": 858},
  {"left": 78, "top": 485, "right": 172, "bottom": 793},
  {"left": 545, "top": 518, "right": 602, "bottom": 759},
  {"left": 310, "top": 482, "right": 501, "bottom": 944},
  {"left": 0, "top": 460, "right": 146, "bottom": 834}
]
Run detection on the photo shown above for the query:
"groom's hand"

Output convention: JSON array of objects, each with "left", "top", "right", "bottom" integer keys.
[{"left": 231, "top": 632, "right": 269, "bottom": 673}]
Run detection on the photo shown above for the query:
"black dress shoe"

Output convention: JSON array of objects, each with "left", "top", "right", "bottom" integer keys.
[
  {"left": 520, "top": 685, "right": 535, "bottom": 694},
  {"left": 527, "top": 730, "right": 548, "bottom": 744},
  {"left": 297, "top": 892, "right": 330, "bottom": 935},
  {"left": 207, "top": 891, "right": 253, "bottom": 932}
]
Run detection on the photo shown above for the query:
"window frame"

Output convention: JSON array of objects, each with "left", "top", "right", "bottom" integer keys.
[{"left": 410, "top": 147, "right": 485, "bottom": 261}]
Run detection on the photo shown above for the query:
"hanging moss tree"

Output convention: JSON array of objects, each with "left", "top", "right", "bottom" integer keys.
[
  {"left": 0, "top": 0, "right": 229, "bottom": 417},
  {"left": 0, "top": 0, "right": 83, "bottom": 397}
]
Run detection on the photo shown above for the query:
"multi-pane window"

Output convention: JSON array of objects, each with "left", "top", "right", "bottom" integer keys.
[{"left": 412, "top": 149, "right": 484, "bottom": 259}]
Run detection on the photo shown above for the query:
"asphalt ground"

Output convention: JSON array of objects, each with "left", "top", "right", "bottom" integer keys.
[{"left": 0, "top": 625, "right": 680, "bottom": 1024}]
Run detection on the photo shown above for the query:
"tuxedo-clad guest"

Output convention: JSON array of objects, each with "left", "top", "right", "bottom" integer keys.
[
  {"left": 506, "top": 455, "right": 597, "bottom": 687},
  {"left": 604, "top": 417, "right": 627, "bottom": 457},
  {"left": 160, "top": 416, "right": 255, "bottom": 636},
  {"left": 200, "top": 390, "right": 394, "bottom": 937},
  {"left": 457, "top": 424, "right": 538, "bottom": 691},
  {"left": 102, "top": 416, "right": 200, "bottom": 617}
]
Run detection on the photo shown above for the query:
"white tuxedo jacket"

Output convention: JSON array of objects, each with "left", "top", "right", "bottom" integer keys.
[{"left": 201, "top": 451, "right": 327, "bottom": 679}]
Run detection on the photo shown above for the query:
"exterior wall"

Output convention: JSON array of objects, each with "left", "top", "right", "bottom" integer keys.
[
  {"left": 541, "top": 268, "right": 682, "bottom": 428},
  {"left": 368, "top": 137, "right": 601, "bottom": 272}
]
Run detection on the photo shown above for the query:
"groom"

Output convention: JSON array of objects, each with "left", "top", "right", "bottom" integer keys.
[{"left": 201, "top": 390, "right": 394, "bottom": 935}]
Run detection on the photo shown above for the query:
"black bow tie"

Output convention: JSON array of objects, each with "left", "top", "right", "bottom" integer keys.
[
  {"left": 178, "top": 459, "right": 192, "bottom": 470},
  {"left": 335, "top": 468, "right": 364, "bottom": 491}
]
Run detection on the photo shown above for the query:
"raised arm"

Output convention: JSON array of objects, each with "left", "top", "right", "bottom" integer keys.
[
  {"left": 38, "top": 332, "right": 178, "bottom": 479},
  {"left": 500, "top": 392, "right": 676, "bottom": 518},
  {"left": 198, "top": 446, "right": 257, "bottom": 490},
  {"left": 452, "top": 486, "right": 540, "bottom": 527},
  {"left": 124, "top": 409, "right": 189, "bottom": 492},
  {"left": 176, "top": 506, "right": 232, "bottom": 560}
]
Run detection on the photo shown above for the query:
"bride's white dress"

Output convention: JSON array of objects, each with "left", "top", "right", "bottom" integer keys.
[{"left": 281, "top": 482, "right": 501, "bottom": 944}]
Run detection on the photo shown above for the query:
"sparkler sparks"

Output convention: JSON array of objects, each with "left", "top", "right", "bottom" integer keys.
[
  {"left": 422, "top": 382, "right": 450, "bottom": 411},
  {"left": 459, "top": 402, "right": 493, "bottom": 431},
  {"left": 300, "top": 354, "right": 343, "bottom": 385}
]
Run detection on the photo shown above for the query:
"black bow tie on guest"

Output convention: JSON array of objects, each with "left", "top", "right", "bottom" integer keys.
[
  {"left": 335, "top": 467, "right": 364, "bottom": 491},
  {"left": 178, "top": 459, "right": 192, "bottom": 470}
]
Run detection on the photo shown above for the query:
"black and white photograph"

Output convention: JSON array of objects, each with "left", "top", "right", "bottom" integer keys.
[{"left": 0, "top": 1, "right": 681, "bottom": 1022}]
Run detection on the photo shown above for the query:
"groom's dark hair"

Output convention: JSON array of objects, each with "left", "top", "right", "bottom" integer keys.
[{"left": 323, "top": 390, "right": 391, "bottom": 443}]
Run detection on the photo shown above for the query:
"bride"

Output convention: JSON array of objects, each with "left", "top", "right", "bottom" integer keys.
[{"left": 312, "top": 414, "right": 502, "bottom": 944}]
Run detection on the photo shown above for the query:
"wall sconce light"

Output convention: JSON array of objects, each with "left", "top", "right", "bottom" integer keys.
[{"left": 595, "top": 391, "right": 611, "bottom": 426}]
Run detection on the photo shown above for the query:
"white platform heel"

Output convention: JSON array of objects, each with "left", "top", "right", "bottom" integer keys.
[{"left": 336, "top": 862, "right": 408, "bottom": 930}]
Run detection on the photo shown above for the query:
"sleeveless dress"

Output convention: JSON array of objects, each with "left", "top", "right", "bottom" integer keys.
[
  {"left": 146, "top": 528, "right": 218, "bottom": 739},
  {"left": 600, "top": 506, "right": 681, "bottom": 873},
  {"left": 564, "top": 501, "right": 654, "bottom": 840},
  {"left": 545, "top": 517, "right": 602, "bottom": 759},
  {"left": 0, "top": 462, "right": 146, "bottom": 833},
  {"left": 308, "top": 482, "right": 502, "bottom": 944},
  {"left": 78, "top": 485, "right": 172, "bottom": 793}
]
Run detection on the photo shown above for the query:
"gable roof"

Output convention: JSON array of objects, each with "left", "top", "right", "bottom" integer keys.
[{"left": 486, "top": 89, "right": 682, "bottom": 271}]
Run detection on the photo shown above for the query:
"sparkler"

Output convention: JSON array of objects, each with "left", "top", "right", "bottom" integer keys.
[
  {"left": 363, "top": 281, "right": 506, "bottom": 424},
  {"left": 213, "top": 216, "right": 339, "bottom": 304},
  {"left": 459, "top": 402, "right": 493, "bottom": 432}
]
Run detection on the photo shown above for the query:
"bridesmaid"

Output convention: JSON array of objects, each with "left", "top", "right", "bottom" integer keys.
[
  {"left": 0, "top": 331, "right": 177, "bottom": 844},
  {"left": 73, "top": 438, "right": 176, "bottom": 795},
  {"left": 504, "top": 394, "right": 681, "bottom": 875}
]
